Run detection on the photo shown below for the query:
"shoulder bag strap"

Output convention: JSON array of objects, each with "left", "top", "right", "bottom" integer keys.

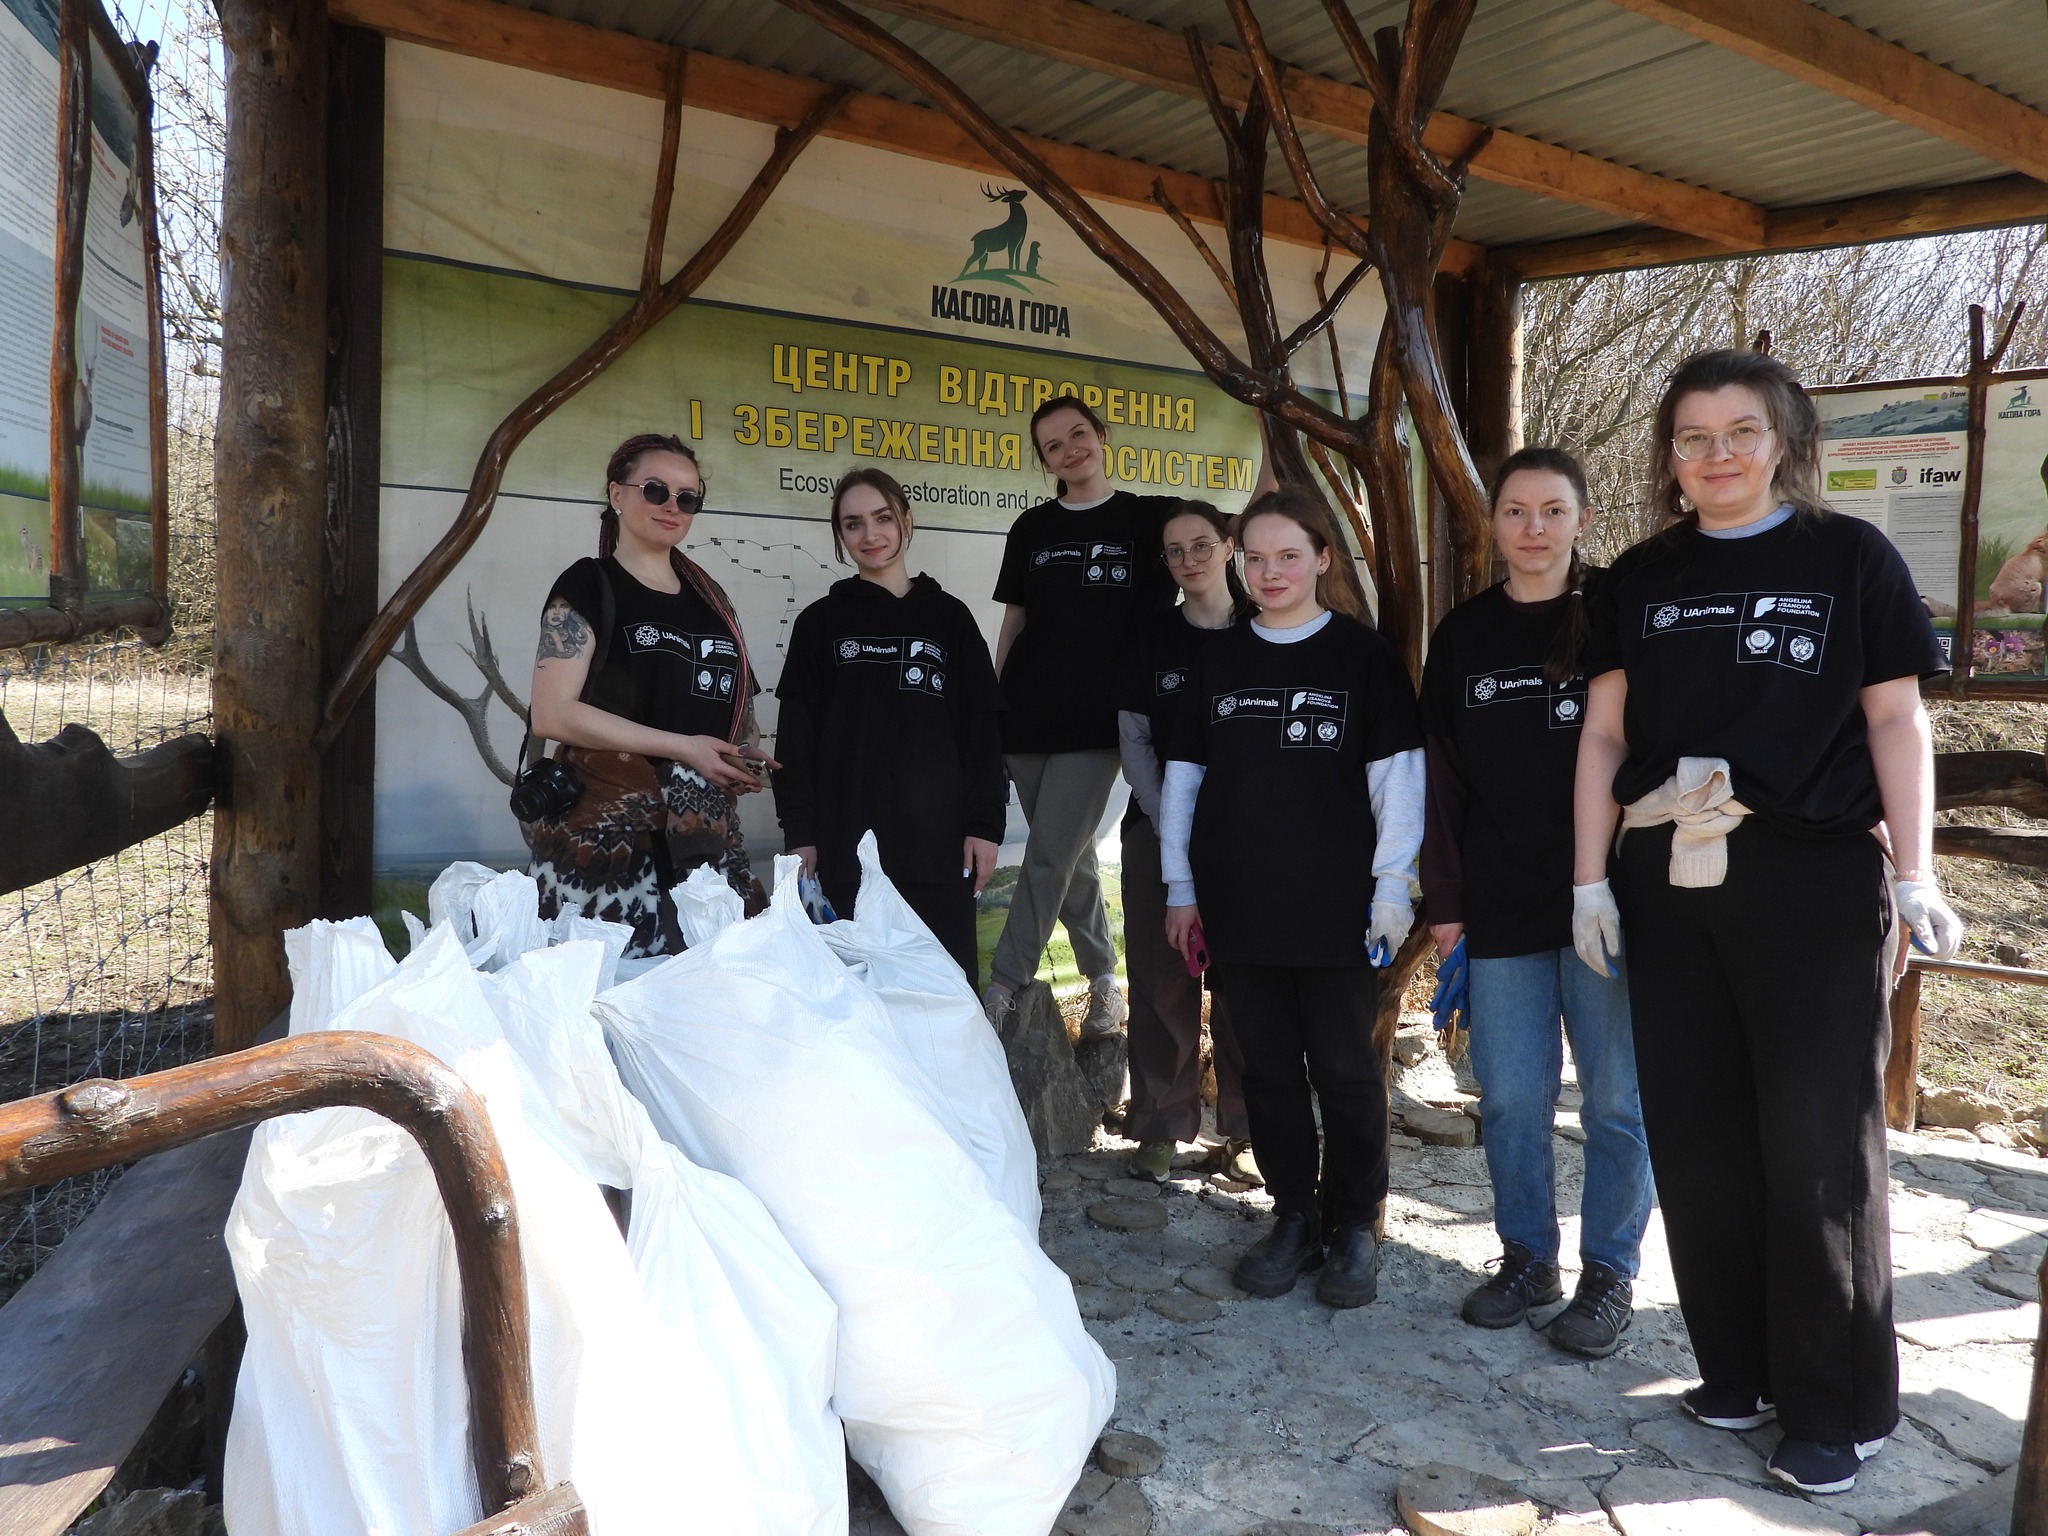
[{"left": 672, "top": 550, "right": 753, "bottom": 744}]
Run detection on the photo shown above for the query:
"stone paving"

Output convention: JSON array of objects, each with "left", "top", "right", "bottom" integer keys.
[{"left": 1002, "top": 1024, "right": 2042, "bottom": 1536}]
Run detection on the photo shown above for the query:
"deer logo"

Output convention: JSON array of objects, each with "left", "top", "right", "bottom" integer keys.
[{"left": 955, "top": 186, "right": 1030, "bottom": 280}]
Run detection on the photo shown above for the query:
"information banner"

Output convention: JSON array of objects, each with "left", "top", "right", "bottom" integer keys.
[
  {"left": 374, "top": 44, "right": 1381, "bottom": 869},
  {"left": 1971, "top": 368, "right": 2048, "bottom": 676},
  {"left": 0, "top": 0, "right": 155, "bottom": 603}
]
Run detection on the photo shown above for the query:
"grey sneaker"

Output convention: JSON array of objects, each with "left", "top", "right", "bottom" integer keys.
[
  {"left": 982, "top": 983, "right": 1015, "bottom": 1034},
  {"left": 1078, "top": 974, "right": 1128, "bottom": 1040}
]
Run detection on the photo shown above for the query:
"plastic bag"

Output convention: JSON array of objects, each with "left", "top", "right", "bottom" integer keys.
[
  {"left": 820, "top": 833, "right": 1038, "bottom": 1228},
  {"left": 673, "top": 862, "right": 746, "bottom": 949},
  {"left": 225, "top": 917, "right": 845, "bottom": 1536},
  {"left": 597, "top": 857, "right": 1114, "bottom": 1536}
]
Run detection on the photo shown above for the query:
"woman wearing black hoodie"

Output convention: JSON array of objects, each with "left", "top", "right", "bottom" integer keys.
[{"left": 776, "top": 467, "right": 1007, "bottom": 980}]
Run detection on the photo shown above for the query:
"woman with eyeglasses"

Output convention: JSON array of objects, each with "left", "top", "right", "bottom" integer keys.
[
  {"left": 982, "top": 394, "right": 1177, "bottom": 1039},
  {"left": 775, "top": 467, "right": 1006, "bottom": 982},
  {"left": 1115, "top": 500, "right": 1254, "bottom": 1185},
  {"left": 1160, "top": 487, "right": 1423, "bottom": 1308},
  {"left": 526, "top": 432, "right": 774, "bottom": 956},
  {"left": 1419, "top": 446, "right": 1652, "bottom": 1358},
  {"left": 1573, "top": 350, "right": 1961, "bottom": 1495}
]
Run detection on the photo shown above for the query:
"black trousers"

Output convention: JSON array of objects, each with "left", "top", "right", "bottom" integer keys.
[
  {"left": 1121, "top": 813, "right": 1248, "bottom": 1143},
  {"left": 1614, "top": 818, "right": 1897, "bottom": 1444},
  {"left": 824, "top": 872, "right": 981, "bottom": 986},
  {"left": 1207, "top": 961, "right": 1387, "bottom": 1231}
]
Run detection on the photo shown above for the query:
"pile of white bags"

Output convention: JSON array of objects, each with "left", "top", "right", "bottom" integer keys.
[
  {"left": 599, "top": 847, "right": 1115, "bottom": 1536},
  {"left": 224, "top": 906, "right": 844, "bottom": 1536}
]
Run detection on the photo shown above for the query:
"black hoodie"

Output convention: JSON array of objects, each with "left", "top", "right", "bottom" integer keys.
[{"left": 775, "top": 573, "right": 1007, "bottom": 888}]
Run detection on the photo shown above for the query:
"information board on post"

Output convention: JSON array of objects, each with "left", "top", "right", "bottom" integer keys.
[{"left": 0, "top": 0, "right": 159, "bottom": 615}]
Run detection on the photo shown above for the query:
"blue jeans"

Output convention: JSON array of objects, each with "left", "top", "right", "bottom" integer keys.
[{"left": 1467, "top": 947, "right": 1654, "bottom": 1277}]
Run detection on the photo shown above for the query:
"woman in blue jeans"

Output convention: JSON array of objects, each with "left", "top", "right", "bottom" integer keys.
[{"left": 1419, "top": 446, "right": 1653, "bottom": 1357}]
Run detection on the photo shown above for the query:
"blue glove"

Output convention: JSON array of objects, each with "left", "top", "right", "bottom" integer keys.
[
  {"left": 796, "top": 871, "right": 838, "bottom": 925},
  {"left": 1431, "top": 937, "right": 1469, "bottom": 1035}
]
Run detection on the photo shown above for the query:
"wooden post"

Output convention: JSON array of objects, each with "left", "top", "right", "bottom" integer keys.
[
  {"left": 1885, "top": 966, "right": 1922, "bottom": 1132},
  {"left": 320, "top": 26, "right": 385, "bottom": 920},
  {"left": 1469, "top": 262, "right": 1524, "bottom": 477},
  {"left": 1431, "top": 270, "right": 1471, "bottom": 625},
  {"left": 49, "top": 0, "right": 90, "bottom": 620},
  {"left": 211, "top": 0, "right": 329, "bottom": 1052}
]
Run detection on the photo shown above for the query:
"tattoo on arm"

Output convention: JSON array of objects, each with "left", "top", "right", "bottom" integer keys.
[{"left": 536, "top": 599, "right": 593, "bottom": 663}]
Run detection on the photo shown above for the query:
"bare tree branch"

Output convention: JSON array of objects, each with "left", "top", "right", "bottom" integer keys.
[
  {"left": 1149, "top": 177, "right": 1237, "bottom": 308},
  {"left": 1283, "top": 255, "right": 1372, "bottom": 359},
  {"left": 393, "top": 620, "right": 518, "bottom": 786}
]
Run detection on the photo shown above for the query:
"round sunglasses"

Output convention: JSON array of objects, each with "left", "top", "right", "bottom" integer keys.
[{"left": 617, "top": 478, "right": 705, "bottom": 514}]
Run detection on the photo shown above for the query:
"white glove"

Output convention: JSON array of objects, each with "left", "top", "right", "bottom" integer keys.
[
  {"left": 1572, "top": 879, "right": 1622, "bottom": 978},
  {"left": 1367, "top": 898, "right": 1413, "bottom": 966},
  {"left": 1894, "top": 878, "right": 1964, "bottom": 961}
]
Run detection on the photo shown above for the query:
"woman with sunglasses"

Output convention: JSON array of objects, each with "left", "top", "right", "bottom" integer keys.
[
  {"left": 526, "top": 432, "right": 773, "bottom": 956},
  {"left": 1116, "top": 500, "right": 1254, "bottom": 1185},
  {"left": 776, "top": 467, "right": 1006, "bottom": 981},
  {"left": 1574, "top": 350, "right": 1961, "bottom": 1495}
]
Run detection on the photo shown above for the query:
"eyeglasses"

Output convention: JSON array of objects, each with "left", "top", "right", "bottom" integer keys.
[
  {"left": 619, "top": 478, "right": 705, "bottom": 513},
  {"left": 1162, "top": 538, "right": 1222, "bottom": 567},
  {"left": 1672, "top": 425, "right": 1773, "bottom": 461}
]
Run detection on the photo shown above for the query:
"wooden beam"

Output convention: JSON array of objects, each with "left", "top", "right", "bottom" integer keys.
[
  {"left": 1605, "top": 0, "right": 2048, "bottom": 183},
  {"left": 861, "top": 0, "right": 1764, "bottom": 248},
  {"left": 1500, "top": 173, "right": 2048, "bottom": 279},
  {"left": 326, "top": 0, "right": 1484, "bottom": 271},
  {"left": 0, "top": 717, "right": 214, "bottom": 897}
]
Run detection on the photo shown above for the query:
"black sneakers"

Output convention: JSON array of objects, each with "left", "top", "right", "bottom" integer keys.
[
  {"left": 1232, "top": 1211, "right": 1323, "bottom": 1298},
  {"left": 1460, "top": 1240, "right": 1564, "bottom": 1329},
  {"left": 1546, "top": 1261, "right": 1634, "bottom": 1358},
  {"left": 1315, "top": 1223, "right": 1380, "bottom": 1309},
  {"left": 1681, "top": 1384, "right": 1778, "bottom": 1432},
  {"left": 1768, "top": 1436, "right": 1887, "bottom": 1495}
]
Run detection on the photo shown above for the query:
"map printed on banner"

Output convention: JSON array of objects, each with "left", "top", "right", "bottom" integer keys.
[{"left": 0, "top": 0, "right": 154, "bottom": 601}]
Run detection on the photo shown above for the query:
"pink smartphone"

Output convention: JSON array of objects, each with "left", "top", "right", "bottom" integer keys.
[{"left": 1184, "top": 920, "right": 1210, "bottom": 977}]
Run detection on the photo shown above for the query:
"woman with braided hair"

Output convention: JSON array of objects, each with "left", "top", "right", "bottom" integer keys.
[{"left": 525, "top": 432, "right": 774, "bottom": 956}]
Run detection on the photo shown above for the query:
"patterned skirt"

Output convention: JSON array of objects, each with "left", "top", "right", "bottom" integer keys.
[{"left": 528, "top": 748, "right": 764, "bottom": 958}]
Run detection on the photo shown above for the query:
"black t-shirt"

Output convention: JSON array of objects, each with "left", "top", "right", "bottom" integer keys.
[
  {"left": 1168, "top": 613, "right": 1422, "bottom": 968},
  {"left": 548, "top": 555, "right": 753, "bottom": 741},
  {"left": 993, "top": 491, "right": 1177, "bottom": 753},
  {"left": 1420, "top": 584, "right": 1586, "bottom": 959},
  {"left": 1117, "top": 605, "right": 1239, "bottom": 807},
  {"left": 1582, "top": 513, "right": 1945, "bottom": 836},
  {"left": 774, "top": 574, "right": 1007, "bottom": 887}
]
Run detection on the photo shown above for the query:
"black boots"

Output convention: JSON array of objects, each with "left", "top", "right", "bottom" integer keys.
[
  {"left": 1314, "top": 1223, "right": 1379, "bottom": 1309},
  {"left": 1461, "top": 1239, "right": 1563, "bottom": 1328},
  {"left": 1547, "top": 1261, "right": 1635, "bottom": 1358},
  {"left": 1232, "top": 1211, "right": 1323, "bottom": 1298}
]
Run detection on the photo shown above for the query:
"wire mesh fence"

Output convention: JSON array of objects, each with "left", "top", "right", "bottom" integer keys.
[{"left": 0, "top": 380, "right": 216, "bottom": 1306}]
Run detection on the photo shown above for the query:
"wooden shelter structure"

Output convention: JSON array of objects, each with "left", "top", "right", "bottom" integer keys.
[{"left": 5, "top": 0, "right": 2048, "bottom": 1532}]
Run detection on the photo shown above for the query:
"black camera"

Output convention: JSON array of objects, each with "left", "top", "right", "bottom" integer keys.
[{"left": 509, "top": 755, "right": 584, "bottom": 823}]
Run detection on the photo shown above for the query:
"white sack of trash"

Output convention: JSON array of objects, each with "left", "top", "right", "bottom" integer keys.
[
  {"left": 222, "top": 904, "right": 844, "bottom": 1536},
  {"left": 598, "top": 843, "right": 1114, "bottom": 1536}
]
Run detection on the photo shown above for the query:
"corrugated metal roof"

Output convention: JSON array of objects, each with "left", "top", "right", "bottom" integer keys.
[{"left": 493, "top": 0, "right": 2048, "bottom": 251}]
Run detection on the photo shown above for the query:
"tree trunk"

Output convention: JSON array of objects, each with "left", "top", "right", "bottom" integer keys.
[{"left": 211, "top": 0, "right": 330, "bottom": 1052}]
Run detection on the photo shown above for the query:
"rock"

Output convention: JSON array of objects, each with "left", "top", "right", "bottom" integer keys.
[
  {"left": 1920, "top": 1084, "right": 2011, "bottom": 1132},
  {"left": 1554, "top": 1116, "right": 1588, "bottom": 1145},
  {"left": 1628, "top": 1414, "right": 1768, "bottom": 1482},
  {"left": 1103, "top": 1178, "right": 1165, "bottom": 1201},
  {"left": 1982, "top": 1268, "right": 2039, "bottom": 1302},
  {"left": 1089, "top": 1199, "right": 1169, "bottom": 1234},
  {"left": 1041, "top": 1166, "right": 1083, "bottom": 1192},
  {"left": 1994, "top": 941, "right": 2034, "bottom": 969},
  {"left": 1096, "top": 1430, "right": 1166, "bottom": 1477},
  {"left": 1236, "top": 1525, "right": 1335, "bottom": 1536},
  {"left": 1054, "top": 1470, "right": 1152, "bottom": 1536},
  {"left": 1394, "top": 1026, "right": 1433, "bottom": 1066},
  {"left": 1357, "top": 1401, "right": 1626, "bottom": 1482},
  {"left": 1055, "top": 1253, "right": 1106, "bottom": 1285},
  {"left": 1108, "top": 1260, "right": 1176, "bottom": 1293},
  {"left": 1599, "top": 1465, "right": 1860, "bottom": 1534},
  {"left": 1209, "top": 1241, "right": 1250, "bottom": 1269},
  {"left": 1963, "top": 1205, "right": 2048, "bottom": 1257},
  {"left": 1076, "top": 1027, "right": 1130, "bottom": 1116},
  {"left": 1148, "top": 1291, "right": 1222, "bottom": 1324},
  {"left": 1170, "top": 1146, "right": 1212, "bottom": 1170},
  {"left": 73, "top": 1491, "right": 226, "bottom": 1536},
  {"left": 1075, "top": 1284, "right": 1136, "bottom": 1321},
  {"left": 1395, "top": 1463, "right": 1540, "bottom": 1536},
  {"left": 1002, "top": 983, "right": 1106, "bottom": 1154},
  {"left": 1210, "top": 1174, "right": 1255, "bottom": 1193},
  {"left": 1180, "top": 1264, "right": 1245, "bottom": 1300},
  {"left": 1404, "top": 1106, "right": 1479, "bottom": 1147},
  {"left": 1157, "top": 1234, "right": 1208, "bottom": 1265}
]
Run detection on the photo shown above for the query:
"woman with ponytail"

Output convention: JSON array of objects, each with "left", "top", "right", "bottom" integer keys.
[
  {"left": 1418, "top": 446, "right": 1652, "bottom": 1358},
  {"left": 525, "top": 433, "right": 773, "bottom": 956}
]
